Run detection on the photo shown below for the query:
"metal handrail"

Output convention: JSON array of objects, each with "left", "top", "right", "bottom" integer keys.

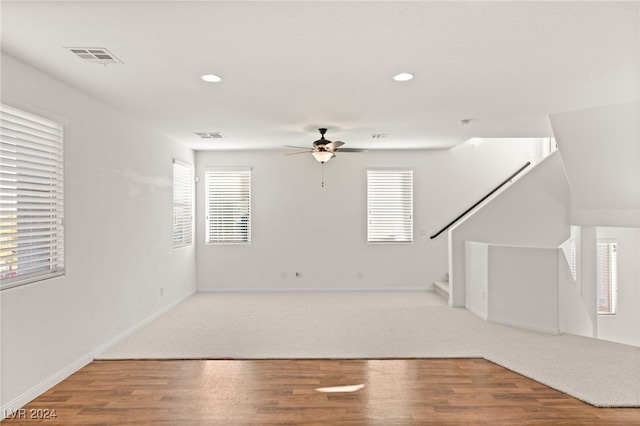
[{"left": 430, "top": 161, "right": 531, "bottom": 239}]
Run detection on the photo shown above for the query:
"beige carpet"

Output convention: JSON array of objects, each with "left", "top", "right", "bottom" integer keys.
[{"left": 98, "top": 291, "right": 640, "bottom": 407}]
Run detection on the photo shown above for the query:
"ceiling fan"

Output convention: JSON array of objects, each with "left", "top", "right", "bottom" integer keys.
[{"left": 285, "top": 128, "right": 367, "bottom": 163}]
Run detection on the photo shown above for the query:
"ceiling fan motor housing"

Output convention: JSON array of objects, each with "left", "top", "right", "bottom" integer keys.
[
  {"left": 313, "top": 128, "right": 329, "bottom": 149},
  {"left": 313, "top": 140, "right": 329, "bottom": 149}
]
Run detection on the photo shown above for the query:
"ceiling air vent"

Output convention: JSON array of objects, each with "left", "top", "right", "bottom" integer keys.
[
  {"left": 195, "top": 132, "right": 224, "bottom": 139},
  {"left": 65, "top": 47, "right": 123, "bottom": 65},
  {"left": 371, "top": 134, "right": 388, "bottom": 139}
]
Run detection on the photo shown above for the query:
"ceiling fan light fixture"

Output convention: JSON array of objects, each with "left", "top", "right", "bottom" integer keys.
[{"left": 312, "top": 151, "right": 333, "bottom": 163}]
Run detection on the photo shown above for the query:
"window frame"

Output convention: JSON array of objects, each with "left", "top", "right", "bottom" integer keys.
[
  {"left": 367, "top": 168, "right": 414, "bottom": 244},
  {"left": 596, "top": 239, "right": 618, "bottom": 315},
  {"left": 172, "top": 159, "right": 193, "bottom": 248},
  {"left": 204, "top": 167, "right": 251, "bottom": 245},
  {"left": 1, "top": 103, "right": 65, "bottom": 290}
]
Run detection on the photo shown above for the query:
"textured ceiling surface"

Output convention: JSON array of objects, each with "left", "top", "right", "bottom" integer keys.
[{"left": 1, "top": 1, "right": 638, "bottom": 151}]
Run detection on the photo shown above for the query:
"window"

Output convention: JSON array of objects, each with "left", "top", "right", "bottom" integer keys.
[
  {"left": 367, "top": 169, "right": 413, "bottom": 243},
  {"left": 569, "top": 237, "right": 577, "bottom": 281},
  {"left": 205, "top": 168, "right": 251, "bottom": 244},
  {"left": 172, "top": 160, "right": 193, "bottom": 247},
  {"left": 1, "top": 104, "right": 64, "bottom": 290},
  {"left": 597, "top": 240, "right": 618, "bottom": 314}
]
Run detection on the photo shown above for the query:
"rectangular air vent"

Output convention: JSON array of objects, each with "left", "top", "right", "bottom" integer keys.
[
  {"left": 195, "top": 132, "right": 224, "bottom": 139},
  {"left": 65, "top": 47, "right": 123, "bottom": 65},
  {"left": 371, "top": 134, "right": 388, "bottom": 139}
]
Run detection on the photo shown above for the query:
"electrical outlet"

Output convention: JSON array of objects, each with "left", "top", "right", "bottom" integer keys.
[{"left": 357, "top": 271, "right": 363, "bottom": 279}]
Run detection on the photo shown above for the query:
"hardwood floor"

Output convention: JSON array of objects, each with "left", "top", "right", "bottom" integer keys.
[{"left": 3, "top": 359, "right": 639, "bottom": 425}]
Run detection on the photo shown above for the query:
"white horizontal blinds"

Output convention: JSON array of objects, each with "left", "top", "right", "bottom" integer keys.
[
  {"left": 205, "top": 168, "right": 251, "bottom": 244},
  {"left": 0, "top": 104, "right": 64, "bottom": 290},
  {"left": 172, "top": 160, "right": 193, "bottom": 247},
  {"left": 596, "top": 241, "right": 618, "bottom": 314},
  {"left": 569, "top": 238, "right": 577, "bottom": 281},
  {"left": 367, "top": 169, "right": 413, "bottom": 243}
]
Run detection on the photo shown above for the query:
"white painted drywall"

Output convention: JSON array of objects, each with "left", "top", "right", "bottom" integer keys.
[
  {"left": 449, "top": 152, "right": 571, "bottom": 307},
  {"left": 558, "top": 246, "right": 594, "bottom": 337},
  {"left": 596, "top": 227, "right": 640, "bottom": 346},
  {"left": 195, "top": 139, "right": 542, "bottom": 291},
  {"left": 465, "top": 241, "right": 488, "bottom": 320},
  {"left": 550, "top": 101, "right": 640, "bottom": 227},
  {"left": 0, "top": 54, "right": 196, "bottom": 410},
  {"left": 486, "top": 245, "right": 559, "bottom": 334},
  {"left": 579, "top": 226, "right": 598, "bottom": 337}
]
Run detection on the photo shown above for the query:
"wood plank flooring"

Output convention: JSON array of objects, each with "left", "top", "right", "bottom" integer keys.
[{"left": 3, "top": 359, "right": 639, "bottom": 425}]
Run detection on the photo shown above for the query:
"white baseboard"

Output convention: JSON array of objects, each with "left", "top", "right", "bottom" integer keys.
[
  {"left": 1, "top": 351, "right": 93, "bottom": 420},
  {"left": 1, "top": 289, "right": 195, "bottom": 419},
  {"left": 466, "top": 304, "right": 488, "bottom": 321},
  {"left": 197, "top": 287, "right": 433, "bottom": 293},
  {"left": 487, "top": 317, "right": 560, "bottom": 335},
  {"left": 94, "top": 289, "right": 196, "bottom": 357}
]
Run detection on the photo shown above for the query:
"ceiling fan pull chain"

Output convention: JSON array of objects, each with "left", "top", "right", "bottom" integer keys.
[{"left": 321, "top": 162, "right": 325, "bottom": 188}]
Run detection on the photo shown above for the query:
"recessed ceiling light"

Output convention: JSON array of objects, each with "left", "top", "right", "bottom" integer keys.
[
  {"left": 468, "top": 138, "right": 480, "bottom": 147},
  {"left": 393, "top": 72, "right": 414, "bottom": 81},
  {"left": 201, "top": 74, "right": 222, "bottom": 83}
]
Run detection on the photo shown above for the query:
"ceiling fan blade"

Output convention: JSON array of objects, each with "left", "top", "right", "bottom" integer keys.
[
  {"left": 285, "top": 151, "right": 312, "bottom": 155},
  {"left": 325, "top": 141, "right": 345, "bottom": 151},
  {"left": 336, "top": 148, "right": 368, "bottom": 152},
  {"left": 284, "top": 145, "right": 313, "bottom": 150}
]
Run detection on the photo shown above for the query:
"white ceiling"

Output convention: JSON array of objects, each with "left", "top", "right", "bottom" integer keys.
[{"left": 1, "top": 1, "right": 638, "bottom": 151}]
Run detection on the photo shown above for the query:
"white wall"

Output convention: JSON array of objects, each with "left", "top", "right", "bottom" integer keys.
[
  {"left": 486, "top": 245, "right": 559, "bottom": 334},
  {"left": 550, "top": 101, "right": 640, "bottom": 227},
  {"left": 465, "top": 242, "right": 560, "bottom": 334},
  {"left": 449, "top": 151, "right": 571, "bottom": 307},
  {"left": 195, "top": 139, "right": 541, "bottom": 291},
  {"left": 578, "top": 226, "right": 599, "bottom": 337},
  {"left": 558, "top": 228, "right": 594, "bottom": 337},
  {"left": 465, "top": 241, "right": 488, "bottom": 320},
  {"left": 0, "top": 54, "right": 196, "bottom": 410},
  {"left": 596, "top": 227, "right": 640, "bottom": 346}
]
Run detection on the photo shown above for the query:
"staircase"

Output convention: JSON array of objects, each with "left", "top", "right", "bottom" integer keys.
[
  {"left": 433, "top": 274, "right": 450, "bottom": 301},
  {"left": 448, "top": 152, "right": 570, "bottom": 307}
]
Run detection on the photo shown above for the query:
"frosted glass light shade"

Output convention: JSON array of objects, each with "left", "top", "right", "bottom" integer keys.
[{"left": 312, "top": 151, "right": 333, "bottom": 163}]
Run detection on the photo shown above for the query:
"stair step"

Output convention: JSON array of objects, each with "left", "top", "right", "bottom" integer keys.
[{"left": 433, "top": 281, "right": 449, "bottom": 300}]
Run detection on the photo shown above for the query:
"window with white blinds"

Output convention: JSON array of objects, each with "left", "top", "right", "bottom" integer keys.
[
  {"left": 367, "top": 169, "right": 413, "bottom": 243},
  {"left": 172, "top": 160, "right": 193, "bottom": 248},
  {"left": 1, "top": 104, "right": 64, "bottom": 290},
  {"left": 569, "top": 238, "right": 577, "bottom": 281},
  {"left": 596, "top": 240, "right": 618, "bottom": 314},
  {"left": 205, "top": 168, "right": 251, "bottom": 244}
]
